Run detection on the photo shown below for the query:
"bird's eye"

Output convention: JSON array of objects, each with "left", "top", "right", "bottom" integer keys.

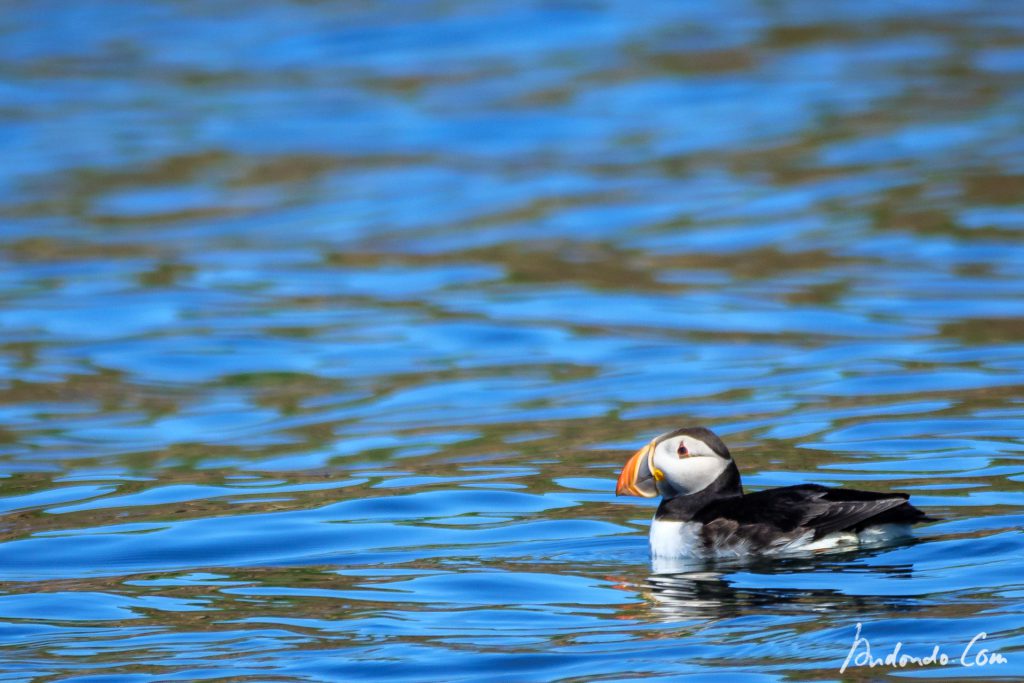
[{"left": 676, "top": 443, "right": 688, "bottom": 457}]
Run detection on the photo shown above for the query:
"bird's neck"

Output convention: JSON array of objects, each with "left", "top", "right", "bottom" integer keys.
[{"left": 655, "top": 460, "right": 743, "bottom": 522}]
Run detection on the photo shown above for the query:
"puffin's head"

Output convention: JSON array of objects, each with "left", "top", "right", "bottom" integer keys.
[{"left": 615, "top": 426, "right": 732, "bottom": 498}]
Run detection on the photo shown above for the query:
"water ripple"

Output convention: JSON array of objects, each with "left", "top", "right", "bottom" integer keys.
[{"left": 3, "top": 0, "right": 1024, "bottom": 680}]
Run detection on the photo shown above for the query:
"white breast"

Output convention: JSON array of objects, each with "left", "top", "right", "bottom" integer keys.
[{"left": 649, "top": 519, "right": 704, "bottom": 559}]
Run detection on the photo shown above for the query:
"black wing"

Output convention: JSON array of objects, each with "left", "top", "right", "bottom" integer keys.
[{"left": 694, "top": 484, "right": 934, "bottom": 540}]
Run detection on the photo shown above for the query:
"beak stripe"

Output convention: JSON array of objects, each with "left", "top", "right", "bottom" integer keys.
[{"left": 615, "top": 440, "right": 660, "bottom": 498}]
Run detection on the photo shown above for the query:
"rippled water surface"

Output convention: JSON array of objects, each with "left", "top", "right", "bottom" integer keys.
[{"left": 3, "top": 2, "right": 1024, "bottom": 681}]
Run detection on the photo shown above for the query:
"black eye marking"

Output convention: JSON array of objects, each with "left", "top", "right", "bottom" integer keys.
[{"left": 676, "top": 443, "right": 688, "bottom": 457}]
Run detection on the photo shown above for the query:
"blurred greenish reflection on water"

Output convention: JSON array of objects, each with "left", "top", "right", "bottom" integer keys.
[{"left": 2, "top": 1, "right": 1024, "bottom": 680}]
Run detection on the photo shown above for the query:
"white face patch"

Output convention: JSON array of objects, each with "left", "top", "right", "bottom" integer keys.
[{"left": 650, "top": 435, "right": 730, "bottom": 496}]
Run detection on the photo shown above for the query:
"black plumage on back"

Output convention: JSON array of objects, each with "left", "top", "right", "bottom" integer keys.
[
  {"left": 693, "top": 484, "right": 934, "bottom": 539},
  {"left": 654, "top": 466, "right": 937, "bottom": 552}
]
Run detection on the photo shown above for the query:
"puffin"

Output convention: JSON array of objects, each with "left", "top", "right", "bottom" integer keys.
[{"left": 615, "top": 426, "right": 935, "bottom": 559}]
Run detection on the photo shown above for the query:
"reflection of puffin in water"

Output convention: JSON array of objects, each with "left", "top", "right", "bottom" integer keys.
[
  {"left": 616, "top": 427, "right": 935, "bottom": 560},
  {"left": 611, "top": 557, "right": 918, "bottom": 621}
]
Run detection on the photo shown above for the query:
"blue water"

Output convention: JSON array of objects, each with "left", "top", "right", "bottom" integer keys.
[{"left": 3, "top": 1, "right": 1024, "bottom": 680}]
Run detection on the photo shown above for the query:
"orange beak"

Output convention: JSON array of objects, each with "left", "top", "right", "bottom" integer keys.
[{"left": 615, "top": 441, "right": 660, "bottom": 497}]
